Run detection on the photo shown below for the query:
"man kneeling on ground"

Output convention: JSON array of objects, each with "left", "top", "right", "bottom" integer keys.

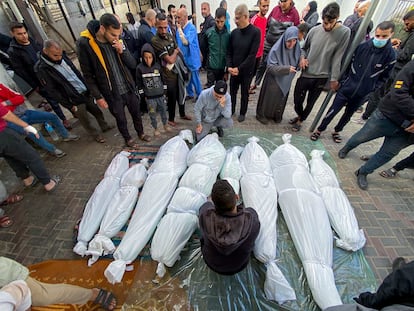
[
  {"left": 199, "top": 180, "right": 260, "bottom": 275},
  {"left": 194, "top": 80, "right": 233, "bottom": 142}
]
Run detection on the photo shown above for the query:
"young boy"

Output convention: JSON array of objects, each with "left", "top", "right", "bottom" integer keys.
[
  {"left": 136, "top": 43, "right": 171, "bottom": 136},
  {"left": 198, "top": 180, "right": 260, "bottom": 275}
]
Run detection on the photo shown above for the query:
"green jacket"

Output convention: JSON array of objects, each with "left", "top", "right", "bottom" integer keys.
[{"left": 206, "top": 26, "right": 230, "bottom": 70}]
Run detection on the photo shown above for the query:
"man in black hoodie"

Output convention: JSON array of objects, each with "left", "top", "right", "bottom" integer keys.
[{"left": 199, "top": 180, "right": 260, "bottom": 275}]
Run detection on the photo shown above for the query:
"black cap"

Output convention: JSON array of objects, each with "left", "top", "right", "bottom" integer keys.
[{"left": 214, "top": 80, "right": 227, "bottom": 95}]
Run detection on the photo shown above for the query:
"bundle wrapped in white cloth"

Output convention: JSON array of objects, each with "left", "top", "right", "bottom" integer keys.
[
  {"left": 270, "top": 134, "right": 342, "bottom": 310},
  {"left": 151, "top": 134, "right": 226, "bottom": 278},
  {"left": 86, "top": 159, "right": 149, "bottom": 266},
  {"left": 240, "top": 137, "right": 295, "bottom": 304},
  {"left": 104, "top": 136, "right": 189, "bottom": 284},
  {"left": 73, "top": 151, "right": 130, "bottom": 256},
  {"left": 309, "top": 150, "right": 366, "bottom": 251},
  {"left": 220, "top": 146, "right": 243, "bottom": 194}
]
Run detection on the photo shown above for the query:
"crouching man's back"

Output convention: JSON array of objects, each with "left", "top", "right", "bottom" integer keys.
[{"left": 198, "top": 180, "right": 260, "bottom": 275}]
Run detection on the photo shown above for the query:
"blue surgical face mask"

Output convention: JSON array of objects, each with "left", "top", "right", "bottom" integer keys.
[{"left": 372, "top": 38, "right": 388, "bottom": 48}]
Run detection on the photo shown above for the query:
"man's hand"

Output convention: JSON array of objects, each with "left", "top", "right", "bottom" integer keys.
[
  {"left": 112, "top": 39, "right": 124, "bottom": 54},
  {"left": 228, "top": 67, "right": 239, "bottom": 76},
  {"left": 299, "top": 57, "right": 308, "bottom": 70},
  {"left": 330, "top": 80, "right": 339, "bottom": 91},
  {"left": 405, "top": 122, "right": 414, "bottom": 133},
  {"left": 223, "top": 72, "right": 229, "bottom": 81},
  {"left": 391, "top": 38, "right": 401, "bottom": 49},
  {"left": 289, "top": 66, "right": 297, "bottom": 73},
  {"left": 24, "top": 125, "right": 39, "bottom": 138},
  {"left": 218, "top": 96, "right": 226, "bottom": 108},
  {"left": 196, "top": 124, "right": 203, "bottom": 134},
  {"left": 96, "top": 98, "right": 108, "bottom": 109}
]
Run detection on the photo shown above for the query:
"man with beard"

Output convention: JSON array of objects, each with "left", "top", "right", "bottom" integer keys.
[
  {"left": 199, "top": 2, "right": 216, "bottom": 70},
  {"left": 290, "top": 2, "right": 350, "bottom": 132}
]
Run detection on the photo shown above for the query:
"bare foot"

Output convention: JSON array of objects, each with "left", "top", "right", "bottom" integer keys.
[{"left": 23, "top": 176, "right": 35, "bottom": 187}]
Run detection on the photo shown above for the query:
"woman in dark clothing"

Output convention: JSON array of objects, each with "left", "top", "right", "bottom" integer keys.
[
  {"left": 256, "top": 26, "right": 300, "bottom": 124},
  {"left": 301, "top": 1, "right": 319, "bottom": 29}
]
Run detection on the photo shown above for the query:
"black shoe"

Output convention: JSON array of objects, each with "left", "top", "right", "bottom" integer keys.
[
  {"left": 238, "top": 115, "right": 245, "bottom": 122},
  {"left": 338, "top": 147, "right": 350, "bottom": 159},
  {"left": 355, "top": 170, "right": 368, "bottom": 190},
  {"left": 256, "top": 115, "right": 268, "bottom": 125},
  {"left": 217, "top": 127, "right": 224, "bottom": 137},
  {"left": 392, "top": 257, "right": 406, "bottom": 272}
]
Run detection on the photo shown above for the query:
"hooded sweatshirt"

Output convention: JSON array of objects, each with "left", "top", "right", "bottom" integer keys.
[
  {"left": 136, "top": 43, "right": 165, "bottom": 99},
  {"left": 198, "top": 201, "right": 260, "bottom": 275}
]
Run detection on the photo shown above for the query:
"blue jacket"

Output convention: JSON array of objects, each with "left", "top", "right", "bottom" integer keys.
[{"left": 340, "top": 39, "right": 396, "bottom": 98}]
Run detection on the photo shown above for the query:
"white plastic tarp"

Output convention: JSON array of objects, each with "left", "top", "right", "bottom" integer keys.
[
  {"left": 220, "top": 146, "right": 243, "bottom": 194},
  {"left": 86, "top": 159, "right": 149, "bottom": 266},
  {"left": 270, "top": 134, "right": 342, "bottom": 310},
  {"left": 240, "top": 137, "right": 295, "bottom": 304},
  {"left": 104, "top": 136, "right": 189, "bottom": 284},
  {"left": 73, "top": 151, "right": 130, "bottom": 256},
  {"left": 309, "top": 150, "right": 366, "bottom": 252}
]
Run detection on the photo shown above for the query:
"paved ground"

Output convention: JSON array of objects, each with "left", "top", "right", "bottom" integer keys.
[{"left": 0, "top": 72, "right": 413, "bottom": 286}]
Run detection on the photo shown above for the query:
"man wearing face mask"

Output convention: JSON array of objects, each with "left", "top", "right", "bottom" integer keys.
[
  {"left": 310, "top": 21, "right": 396, "bottom": 143},
  {"left": 77, "top": 14, "right": 151, "bottom": 148},
  {"left": 290, "top": 2, "right": 350, "bottom": 132}
]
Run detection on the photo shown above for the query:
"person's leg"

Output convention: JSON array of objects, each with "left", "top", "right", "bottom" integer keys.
[
  {"left": 316, "top": 91, "right": 349, "bottom": 132},
  {"left": 333, "top": 96, "right": 365, "bottom": 133},
  {"left": 37, "top": 88, "right": 67, "bottom": 122},
  {"left": 192, "top": 71, "right": 202, "bottom": 98},
  {"left": 214, "top": 116, "right": 233, "bottom": 129},
  {"left": 1, "top": 129, "right": 51, "bottom": 185},
  {"left": 84, "top": 97, "right": 110, "bottom": 131},
  {"left": 214, "top": 69, "right": 225, "bottom": 82},
  {"left": 156, "top": 97, "right": 168, "bottom": 126},
  {"left": 206, "top": 68, "right": 215, "bottom": 88},
  {"left": 394, "top": 151, "right": 414, "bottom": 171},
  {"left": 254, "top": 51, "right": 268, "bottom": 87},
  {"left": 72, "top": 104, "right": 100, "bottom": 137},
  {"left": 166, "top": 80, "right": 178, "bottom": 122},
  {"left": 107, "top": 96, "right": 131, "bottom": 142},
  {"left": 186, "top": 74, "right": 195, "bottom": 98},
  {"left": 293, "top": 76, "right": 308, "bottom": 120},
  {"left": 23, "top": 110, "right": 70, "bottom": 138},
  {"left": 239, "top": 73, "right": 250, "bottom": 117},
  {"left": 302, "top": 78, "right": 327, "bottom": 121},
  {"left": 230, "top": 75, "right": 240, "bottom": 115},
  {"left": 146, "top": 98, "right": 158, "bottom": 129},
  {"left": 124, "top": 92, "right": 145, "bottom": 138},
  {"left": 6, "top": 122, "right": 56, "bottom": 152},
  {"left": 249, "top": 57, "right": 261, "bottom": 90}
]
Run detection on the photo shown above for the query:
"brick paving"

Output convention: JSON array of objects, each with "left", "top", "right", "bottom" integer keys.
[{"left": 0, "top": 72, "right": 413, "bottom": 286}]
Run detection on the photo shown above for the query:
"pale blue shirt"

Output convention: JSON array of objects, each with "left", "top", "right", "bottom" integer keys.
[{"left": 53, "top": 59, "right": 87, "bottom": 94}]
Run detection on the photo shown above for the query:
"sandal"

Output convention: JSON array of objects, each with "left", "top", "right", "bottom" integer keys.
[
  {"left": 0, "top": 215, "right": 13, "bottom": 228},
  {"left": 125, "top": 139, "right": 139, "bottom": 149},
  {"left": 0, "top": 194, "right": 23, "bottom": 206},
  {"left": 24, "top": 176, "right": 38, "bottom": 188},
  {"left": 94, "top": 135, "right": 106, "bottom": 143},
  {"left": 379, "top": 168, "right": 398, "bottom": 178},
  {"left": 289, "top": 117, "right": 299, "bottom": 125},
  {"left": 93, "top": 289, "right": 117, "bottom": 311},
  {"left": 139, "top": 134, "right": 152, "bottom": 142},
  {"left": 332, "top": 132, "right": 342, "bottom": 143},
  {"left": 310, "top": 131, "right": 321, "bottom": 141},
  {"left": 45, "top": 176, "right": 61, "bottom": 193},
  {"left": 291, "top": 123, "right": 301, "bottom": 132}
]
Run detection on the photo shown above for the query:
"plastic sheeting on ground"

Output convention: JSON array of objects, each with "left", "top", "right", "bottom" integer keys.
[
  {"left": 151, "top": 134, "right": 226, "bottom": 278},
  {"left": 270, "top": 134, "right": 342, "bottom": 310},
  {"left": 104, "top": 136, "right": 189, "bottom": 284},
  {"left": 240, "top": 136, "right": 295, "bottom": 304},
  {"left": 309, "top": 150, "right": 366, "bottom": 252},
  {"left": 86, "top": 159, "right": 149, "bottom": 266},
  {"left": 73, "top": 151, "right": 130, "bottom": 257}
]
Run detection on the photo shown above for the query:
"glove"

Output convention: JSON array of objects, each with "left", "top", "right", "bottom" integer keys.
[{"left": 24, "top": 125, "right": 38, "bottom": 136}]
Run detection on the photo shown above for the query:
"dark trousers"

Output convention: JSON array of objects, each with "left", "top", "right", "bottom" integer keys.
[
  {"left": 206, "top": 68, "right": 225, "bottom": 88},
  {"left": 317, "top": 90, "right": 365, "bottom": 133},
  {"left": 166, "top": 79, "right": 185, "bottom": 122},
  {"left": 230, "top": 73, "right": 251, "bottom": 116},
  {"left": 107, "top": 91, "right": 144, "bottom": 142},
  {"left": 254, "top": 50, "right": 269, "bottom": 86},
  {"left": 394, "top": 151, "right": 414, "bottom": 171},
  {"left": 0, "top": 128, "right": 51, "bottom": 185},
  {"left": 38, "top": 87, "right": 66, "bottom": 121},
  {"left": 73, "top": 96, "right": 109, "bottom": 137},
  {"left": 249, "top": 57, "right": 261, "bottom": 87},
  {"left": 293, "top": 76, "right": 328, "bottom": 121}
]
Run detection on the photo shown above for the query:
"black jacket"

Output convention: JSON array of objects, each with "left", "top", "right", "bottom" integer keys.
[
  {"left": 35, "top": 52, "right": 89, "bottom": 109},
  {"left": 136, "top": 19, "right": 154, "bottom": 59},
  {"left": 77, "top": 20, "right": 137, "bottom": 101},
  {"left": 379, "top": 60, "right": 414, "bottom": 128},
  {"left": 355, "top": 260, "right": 414, "bottom": 309},
  {"left": 7, "top": 38, "right": 42, "bottom": 88}
]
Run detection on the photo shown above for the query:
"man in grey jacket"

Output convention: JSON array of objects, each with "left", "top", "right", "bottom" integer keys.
[{"left": 194, "top": 80, "right": 232, "bottom": 142}]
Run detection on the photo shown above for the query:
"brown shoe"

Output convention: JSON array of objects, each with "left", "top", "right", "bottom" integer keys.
[
  {"left": 180, "top": 115, "right": 192, "bottom": 121},
  {"left": 139, "top": 134, "right": 152, "bottom": 142}
]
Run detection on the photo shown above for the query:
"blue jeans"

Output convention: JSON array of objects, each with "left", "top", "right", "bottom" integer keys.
[
  {"left": 186, "top": 70, "right": 202, "bottom": 98},
  {"left": 7, "top": 110, "right": 69, "bottom": 152},
  {"left": 344, "top": 109, "right": 411, "bottom": 174}
]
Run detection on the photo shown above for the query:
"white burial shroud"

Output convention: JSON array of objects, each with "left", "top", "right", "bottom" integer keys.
[
  {"left": 73, "top": 151, "right": 130, "bottom": 257},
  {"left": 151, "top": 133, "right": 226, "bottom": 278},
  {"left": 104, "top": 136, "right": 189, "bottom": 284},
  {"left": 269, "top": 134, "right": 342, "bottom": 310},
  {"left": 219, "top": 146, "right": 243, "bottom": 194},
  {"left": 309, "top": 150, "right": 366, "bottom": 251},
  {"left": 86, "top": 159, "right": 149, "bottom": 266},
  {"left": 240, "top": 136, "right": 296, "bottom": 304}
]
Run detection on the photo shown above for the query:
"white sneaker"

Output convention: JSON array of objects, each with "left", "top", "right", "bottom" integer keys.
[
  {"left": 154, "top": 129, "right": 161, "bottom": 136},
  {"left": 164, "top": 125, "right": 172, "bottom": 132},
  {"left": 51, "top": 148, "right": 66, "bottom": 158},
  {"left": 63, "top": 134, "right": 80, "bottom": 142}
]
